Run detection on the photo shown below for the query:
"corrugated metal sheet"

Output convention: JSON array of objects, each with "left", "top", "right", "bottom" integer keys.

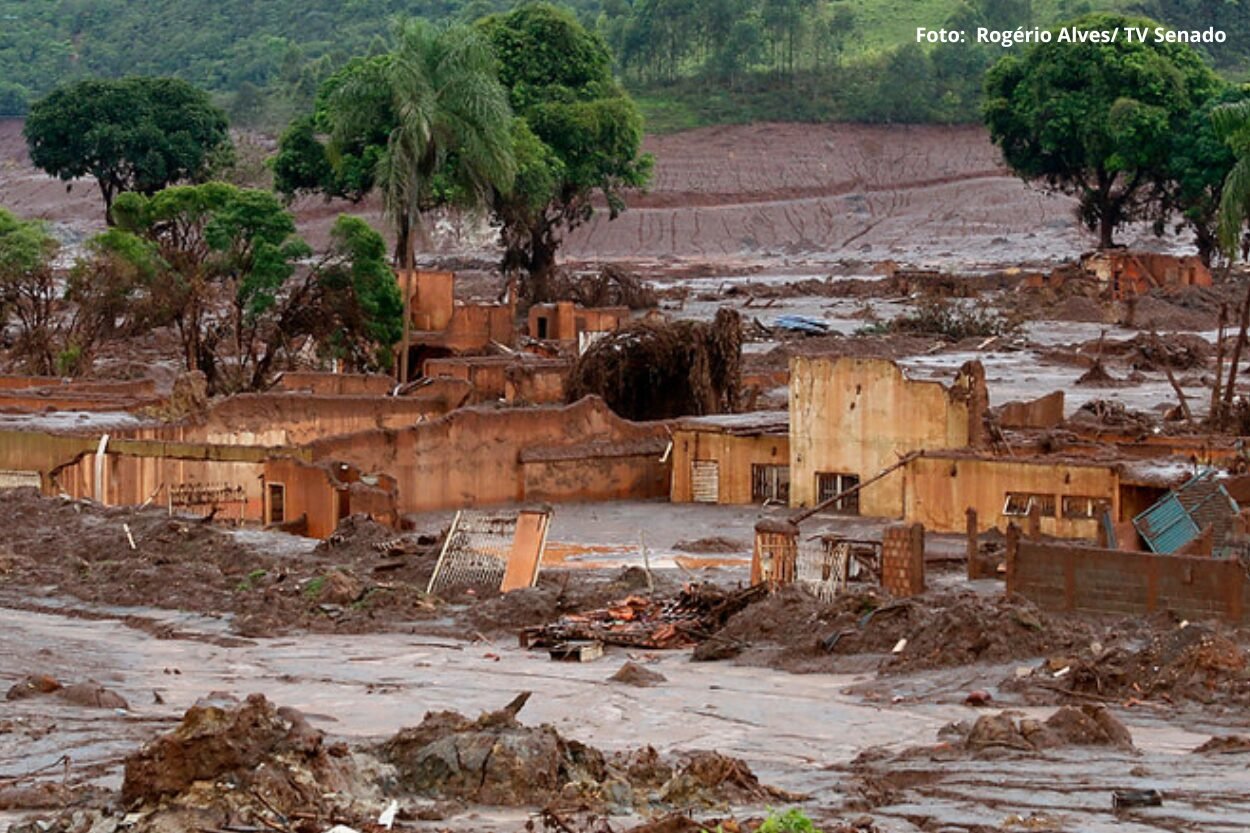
[
  {"left": 1133, "top": 492, "right": 1200, "bottom": 554},
  {"left": 1132, "top": 469, "right": 1241, "bottom": 555}
]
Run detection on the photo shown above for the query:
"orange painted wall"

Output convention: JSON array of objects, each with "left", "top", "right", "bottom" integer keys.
[{"left": 304, "top": 397, "right": 670, "bottom": 513}]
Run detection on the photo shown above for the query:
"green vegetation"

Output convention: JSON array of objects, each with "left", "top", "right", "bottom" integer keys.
[
  {"left": 985, "top": 13, "right": 1229, "bottom": 253},
  {"left": 110, "top": 184, "right": 403, "bottom": 391},
  {"left": 3, "top": 0, "right": 1248, "bottom": 127},
  {"left": 303, "top": 575, "right": 328, "bottom": 599},
  {"left": 706, "top": 808, "right": 823, "bottom": 833},
  {"left": 1214, "top": 98, "right": 1250, "bottom": 259},
  {"left": 478, "top": 3, "right": 651, "bottom": 301},
  {"left": 887, "top": 298, "right": 1021, "bottom": 340},
  {"left": 23, "top": 77, "right": 232, "bottom": 222}
]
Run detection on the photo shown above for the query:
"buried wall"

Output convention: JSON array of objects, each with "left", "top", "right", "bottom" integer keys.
[
  {"left": 124, "top": 381, "right": 471, "bottom": 447},
  {"left": 789, "top": 356, "right": 986, "bottom": 516},
  {"left": 263, "top": 457, "right": 398, "bottom": 539},
  {"left": 903, "top": 454, "right": 1117, "bottom": 539},
  {"left": 1010, "top": 540, "right": 1247, "bottom": 623},
  {"left": 305, "top": 396, "right": 670, "bottom": 513}
]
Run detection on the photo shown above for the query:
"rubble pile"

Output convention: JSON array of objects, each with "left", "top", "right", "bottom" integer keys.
[
  {"left": 6, "top": 675, "right": 128, "bottom": 710},
  {"left": 520, "top": 583, "right": 767, "bottom": 650},
  {"left": 551, "top": 265, "right": 659, "bottom": 310},
  {"left": 1010, "top": 623, "right": 1250, "bottom": 707},
  {"left": 948, "top": 705, "right": 1135, "bottom": 754},
  {"left": 1066, "top": 399, "right": 1158, "bottom": 432}
]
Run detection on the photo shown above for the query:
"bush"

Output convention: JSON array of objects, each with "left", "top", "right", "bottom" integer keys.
[{"left": 889, "top": 298, "right": 1020, "bottom": 340}]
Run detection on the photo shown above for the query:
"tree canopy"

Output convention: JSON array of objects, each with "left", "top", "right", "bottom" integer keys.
[
  {"left": 478, "top": 2, "right": 651, "bottom": 301},
  {"left": 983, "top": 13, "right": 1223, "bottom": 248},
  {"left": 23, "top": 77, "right": 233, "bottom": 223},
  {"left": 111, "top": 183, "right": 401, "bottom": 392}
]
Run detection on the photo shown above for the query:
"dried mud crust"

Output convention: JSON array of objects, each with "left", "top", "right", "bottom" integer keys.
[
  {"left": 696, "top": 586, "right": 1096, "bottom": 674},
  {"left": 0, "top": 490, "right": 446, "bottom": 638}
]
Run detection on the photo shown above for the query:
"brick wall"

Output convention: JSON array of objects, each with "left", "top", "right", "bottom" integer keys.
[
  {"left": 882, "top": 523, "right": 925, "bottom": 597},
  {"left": 1010, "top": 541, "right": 1247, "bottom": 623}
]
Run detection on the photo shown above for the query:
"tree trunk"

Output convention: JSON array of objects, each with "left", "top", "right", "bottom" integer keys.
[
  {"left": 396, "top": 211, "right": 414, "bottom": 385},
  {"left": 1194, "top": 224, "right": 1217, "bottom": 269},
  {"left": 1098, "top": 212, "right": 1116, "bottom": 250},
  {"left": 1224, "top": 282, "right": 1250, "bottom": 412},
  {"left": 526, "top": 235, "right": 559, "bottom": 304}
]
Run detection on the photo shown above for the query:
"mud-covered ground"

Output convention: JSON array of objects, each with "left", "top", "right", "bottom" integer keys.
[{"left": 4, "top": 492, "right": 1250, "bottom": 832}]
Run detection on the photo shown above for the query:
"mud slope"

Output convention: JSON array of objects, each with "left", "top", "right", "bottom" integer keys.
[
  {"left": 5, "top": 118, "right": 1159, "bottom": 266},
  {"left": 566, "top": 123, "right": 1095, "bottom": 265}
]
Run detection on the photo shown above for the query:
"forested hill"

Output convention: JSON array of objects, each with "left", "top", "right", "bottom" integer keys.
[{"left": 2, "top": 0, "right": 1247, "bottom": 129}]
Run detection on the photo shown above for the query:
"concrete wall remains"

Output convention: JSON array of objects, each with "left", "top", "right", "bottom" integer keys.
[
  {"left": 1010, "top": 540, "right": 1247, "bottom": 623},
  {"left": 789, "top": 356, "right": 986, "bottom": 516},
  {"left": 306, "top": 396, "right": 670, "bottom": 514},
  {"left": 903, "top": 453, "right": 1117, "bottom": 538}
]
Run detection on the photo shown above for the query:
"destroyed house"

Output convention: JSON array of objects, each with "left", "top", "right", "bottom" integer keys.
[
  {"left": 1081, "top": 251, "right": 1211, "bottom": 300},
  {"left": 670, "top": 411, "right": 789, "bottom": 504},
  {"left": 422, "top": 354, "right": 570, "bottom": 405},
  {"left": 527, "top": 301, "right": 629, "bottom": 347},
  {"left": 0, "top": 372, "right": 671, "bottom": 539},
  {"left": 788, "top": 356, "right": 988, "bottom": 516},
  {"left": 403, "top": 269, "right": 516, "bottom": 366}
]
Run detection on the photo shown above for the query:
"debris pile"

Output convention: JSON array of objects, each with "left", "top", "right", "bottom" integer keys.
[
  {"left": 380, "top": 692, "right": 790, "bottom": 812},
  {"left": 6, "top": 675, "right": 128, "bottom": 710},
  {"left": 695, "top": 587, "right": 1093, "bottom": 674},
  {"left": 609, "top": 661, "right": 667, "bottom": 687},
  {"left": 947, "top": 705, "right": 1135, "bottom": 754},
  {"left": 119, "top": 693, "right": 376, "bottom": 832},
  {"left": 520, "top": 583, "right": 767, "bottom": 650},
  {"left": 0, "top": 490, "right": 442, "bottom": 639},
  {"left": 1066, "top": 399, "right": 1157, "bottom": 433},
  {"left": 1010, "top": 624, "right": 1250, "bottom": 707},
  {"left": 552, "top": 264, "right": 659, "bottom": 310},
  {"left": 566, "top": 308, "right": 741, "bottom": 420},
  {"left": 673, "top": 537, "right": 748, "bottom": 554}
]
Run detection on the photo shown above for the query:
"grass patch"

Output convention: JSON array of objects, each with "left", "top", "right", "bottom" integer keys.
[
  {"left": 303, "top": 575, "right": 327, "bottom": 599},
  {"left": 235, "top": 568, "right": 268, "bottom": 592}
]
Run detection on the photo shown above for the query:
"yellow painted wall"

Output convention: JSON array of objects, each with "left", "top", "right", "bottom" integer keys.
[
  {"left": 789, "top": 356, "right": 973, "bottom": 516},
  {"left": 670, "top": 429, "right": 789, "bottom": 504},
  {"left": 903, "top": 455, "right": 1117, "bottom": 538}
]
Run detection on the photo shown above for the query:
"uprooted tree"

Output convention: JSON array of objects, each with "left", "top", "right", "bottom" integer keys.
[
  {"left": 566, "top": 308, "right": 742, "bottom": 421},
  {"left": 110, "top": 183, "right": 402, "bottom": 393},
  {"left": 983, "top": 13, "right": 1222, "bottom": 249},
  {"left": 478, "top": 2, "right": 652, "bottom": 303}
]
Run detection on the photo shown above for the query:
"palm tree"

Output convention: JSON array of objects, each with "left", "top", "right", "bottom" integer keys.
[
  {"left": 1214, "top": 99, "right": 1250, "bottom": 261},
  {"left": 324, "top": 19, "right": 516, "bottom": 381}
]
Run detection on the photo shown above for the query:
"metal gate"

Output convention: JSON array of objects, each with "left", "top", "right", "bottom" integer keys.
[{"left": 691, "top": 460, "right": 720, "bottom": 503}]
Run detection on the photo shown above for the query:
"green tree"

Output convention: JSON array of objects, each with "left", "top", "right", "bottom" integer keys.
[
  {"left": 1212, "top": 97, "right": 1250, "bottom": 259},
  {"left": 277, "top": 19, "right": 516, "bottom": 381},
  {"left": 1159, "top": 84, "right": 1246, "bottom": 265},
  {"left": 984, "top": 13, "right": 1222, "bottom": 248},
  {"left": 112, "top": 183, "right": 401, "bottom": 391},
  {"left": 478, "top": 2, "right": 652, "bottom": 302},
  {"left": 0, "top": 209, "right": 61, "bottom": 374},
  {"left": 23, "top": 77, "right": 233, "bottom": 223}
]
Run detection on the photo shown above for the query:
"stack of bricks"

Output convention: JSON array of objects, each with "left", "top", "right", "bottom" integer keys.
[{"left": 882, "top": 523, "right": 925, "bottom": 597}]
